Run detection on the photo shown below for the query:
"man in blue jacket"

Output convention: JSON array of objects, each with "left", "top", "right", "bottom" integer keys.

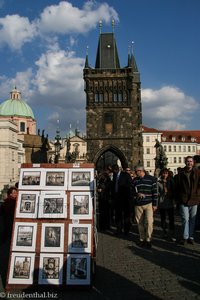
[{"left": 133, "top": 165, "right": 158, "bottom": 248}]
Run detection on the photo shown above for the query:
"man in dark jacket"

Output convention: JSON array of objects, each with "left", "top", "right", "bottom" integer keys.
[
  {"left": 112, "top": 164, "right": 132, "bottom": 235},
  {"left": 1, "top": 186, "right": 18, "bottom": 241},
  {"left": 174, "top": 156, "right": 200, "bottom": 244}
]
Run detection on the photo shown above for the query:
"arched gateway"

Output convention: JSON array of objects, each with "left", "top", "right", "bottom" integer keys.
[
  {"left": 94, "top": 146, "right": 128, "bottom": 172},
  {"left": 83, "top": 24, "right": 143, "bottom": 172}
]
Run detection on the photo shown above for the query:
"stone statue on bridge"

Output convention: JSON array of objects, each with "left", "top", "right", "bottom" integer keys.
[{"left": 154, "top": 139, "right": 168, "bottom": 177}]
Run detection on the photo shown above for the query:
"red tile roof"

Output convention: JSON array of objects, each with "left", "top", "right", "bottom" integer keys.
[{"left": 142, "top": 125, "right": 200, "bottom": 143}]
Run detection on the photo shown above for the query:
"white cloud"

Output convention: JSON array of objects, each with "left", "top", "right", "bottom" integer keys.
[
  {"left": 33, "top": 48, "right": 84, "bottom": 103},
  {"left": 141, "top": 86, "right": 199, "bottom": 130},
  {"left": 0, "top": 15, "right": 37, "bottom": 50},
  {"left": 0, "top": 1, "right": 118, "bottom": 51},
  {"left": 38, "top": 1, "right": 119, "bottom": 34},
  {"left": 26, "top": 47, "right": 85, "bottom": 136}
]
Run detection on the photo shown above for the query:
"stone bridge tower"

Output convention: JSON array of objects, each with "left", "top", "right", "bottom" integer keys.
[{"left": 83, "top": 25, "right": 143, "bottom": 170}]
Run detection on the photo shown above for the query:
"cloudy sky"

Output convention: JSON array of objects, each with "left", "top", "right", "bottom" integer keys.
[{"left": 0, "top": 0, "right": 199, "bottom": 139}]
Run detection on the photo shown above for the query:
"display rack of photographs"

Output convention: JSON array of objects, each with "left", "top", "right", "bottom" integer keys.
[{"left": 6, "top": 163, "right": 96, "bottom": 291}]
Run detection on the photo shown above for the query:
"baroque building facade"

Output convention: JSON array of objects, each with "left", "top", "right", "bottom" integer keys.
[
  {"left": 142, "top": 125, "right": 200, "bottom": 175},
  {"left": 83, "top": 29, "right": 143, "bottom": 170},
  {"left": 48, "top": 129, "right": 87, "bottom": 164},
  {"left": 0, "top": 87, "right": 49, "bottom": 197}
]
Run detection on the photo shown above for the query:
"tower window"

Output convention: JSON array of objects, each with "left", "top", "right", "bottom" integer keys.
[
  {"left": 95, "top": 93, "right": 103, "bottom": 103},
  {"left": 104, "top": 113, "right": 114, "bottom": 134},
  {"left": 113, "top": 92, "right": 123, "bottom": 102}
]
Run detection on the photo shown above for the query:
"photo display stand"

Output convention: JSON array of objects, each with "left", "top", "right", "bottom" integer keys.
[{"left": 6, "top": 163, "right": 97, "bottom": 291}]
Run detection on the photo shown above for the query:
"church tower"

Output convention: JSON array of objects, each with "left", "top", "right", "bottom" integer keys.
[{"left": 83, "top": 23, "right": 143, "bottom": 170}]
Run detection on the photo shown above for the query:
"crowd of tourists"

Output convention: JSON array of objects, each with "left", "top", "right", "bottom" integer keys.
[
  {"left": 97, "top": 155, "right": 200, "bottom": 248},
  {"left": 1, "top": 155, "right": 200, "bottom": 250}
]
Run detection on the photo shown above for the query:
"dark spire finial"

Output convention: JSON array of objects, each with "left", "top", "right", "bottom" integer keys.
[
  {"left": 84, "top": 46, "right": 89, "bottom": 68},
  {"left": 131, "top": 41, "right": 134, "bottom": 54},
  {"left": 130, "top": 41, "right": 138, "bottom": 72},
  {"left": 99, "top": 20, "right": 102, "bottom": 34},
  {"left": 127, "top": 45, "right": 131, "bottom": 67},
  {"left": 112, "top": 19, "right": 115, "bottom": 32}
]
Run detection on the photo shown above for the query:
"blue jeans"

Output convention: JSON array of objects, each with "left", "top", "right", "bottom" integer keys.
[{"left": 179, "top": 204, "right": 197, "bottom": 239}]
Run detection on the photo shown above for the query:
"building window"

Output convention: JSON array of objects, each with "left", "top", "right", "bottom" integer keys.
[
  {"left": 147, "top": 161, "right": 150, "bottom": 167},
  {"left": 174, "top": 146, "right": 176, "bottom": 152},
  {"left": 193, "top": 146, "right": 195, "bottom": 152},
  {"left": 95, "top": 93, "right": 103, "bottom": 103},
  {"left": 183, "top": 146, "right": 186, "bottom": 152},
  {"left": 73, "top": 143, "right": 80, "bottom": 158},
  {"left": 164, "top": 145, "right": 167, "bottom": 151},
  {"left": 113, "top": 92, "right": 123, "bottom": 102},
  {"left": 146, "top": 148, "right": 150, "bottom": 154},
  {"left": 169, "top": 145, "right": 172, "bottom": 152},
  {"left": 146, "top": 136, "right": 150, "bottom": 142},
  {"left": 20, "top": 122, "right": 25, "bottom": 132},
  {"left": 179, "top": 145, "right": 181, "bottom": 152},
  {"left": 104, "top": 113, "right": 114, "bottom": 134},
  {"left": 174, "top": 157, "right": 177, "bottom": 163},
  {"left": 188, "top": 146, "right": 191, "bottom": 152},
  {"left": 118, "top": 92, "right": 123, "bottom": 102},
  {"left": 179, "top": 157, "right": 182, "bottom": 163}
]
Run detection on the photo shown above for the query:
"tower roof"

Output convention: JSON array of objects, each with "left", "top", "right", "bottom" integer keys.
[
  {"left": 0, "top": 87, "right": 35, "bottom": 119},
  {"left": 95, "top": 33, "right": 120, "bottom": 69}
]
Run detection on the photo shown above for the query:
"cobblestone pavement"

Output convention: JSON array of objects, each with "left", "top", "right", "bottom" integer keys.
[{"left": 1, "top": 212, "right": 200, "bottom": 300}]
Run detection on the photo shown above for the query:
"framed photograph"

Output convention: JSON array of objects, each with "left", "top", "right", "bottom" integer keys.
[
  {"left": 68, "top": 224, "right": 91, "bottom": 253},
  {"left": 38, "top": 253, "right": 63, "bottom": 285},
  {"left": 70, "top": 192, "right": 93, "bottom": 220},
  {"left": 66, "top": 254, "right": 91, "bottom": 285},
  {"left": 16, "top": 191, "right": 39, "bottom": 218},
  {"left": 68, "top": 168, "right": 94, "bottom": 190},
  {"left": 40, "top": 223, "right": 64, "bottom": 252},
  {"left": 8, "top": 252, "right": 35, "bottom": 284},
  {"left": 12, "top": 222, "right": 37, "bottom": 252},
  {"left": 38, "top": 191, "right": 67, "bottom": 219},
  {"left": 19, "top": 168, "right": 42, "bottom": 189},
  {"left": 42, "top": 169, "right": 68, "bottom": 190}
]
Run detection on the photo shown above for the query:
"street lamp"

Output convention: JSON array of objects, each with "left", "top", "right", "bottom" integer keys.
[
  {"left": 54, "top": 129, "right": 61, "bottom": 163},
  {"left": 65, "top": 135, "right": 72, "bottom": 162}
]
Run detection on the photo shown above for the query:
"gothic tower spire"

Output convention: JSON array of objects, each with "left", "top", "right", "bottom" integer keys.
[{"left": 83, "top": 25, "right": 143, "bottom": 169}]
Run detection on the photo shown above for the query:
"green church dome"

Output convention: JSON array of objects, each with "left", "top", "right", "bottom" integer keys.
[{"left": 0, "top": 87, "right": 35, "bottom": 119}]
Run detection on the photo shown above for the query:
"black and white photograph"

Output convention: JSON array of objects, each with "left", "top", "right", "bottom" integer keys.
[
  {"left": 70, "top": 192, "right": 92, "bottom": 219},
  {"left": 42, "top": 169, "right": 68, "bottom": 190},
  {"left": 8, "top": 252, "right": 35, "bottom": 284},
  {"left": 19, "top": 168, "right": 42, "bottom": 189},
  {"left": 66, "top": 254, "right": 91, "bottom": 285},
  {"left": 68, "top": 224, "right": 91, "bottom": 253},
  {"left": 38, "top": 253, "right": 63, "bottom": 285},
  {"left": 16, "top": 191, "right": 39, "bottom": 218},
  {"left": 41, "top": 223, "right": 64, "bottom": 252},
  {"left": 38, "top": 191, "right": 67, "bottom": 218},
  {"left": 68, "top": 168, "right": 94, "bottom": 190},
  {"left": 12, "top": 222, "right": 37, "bottom": 251}
]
